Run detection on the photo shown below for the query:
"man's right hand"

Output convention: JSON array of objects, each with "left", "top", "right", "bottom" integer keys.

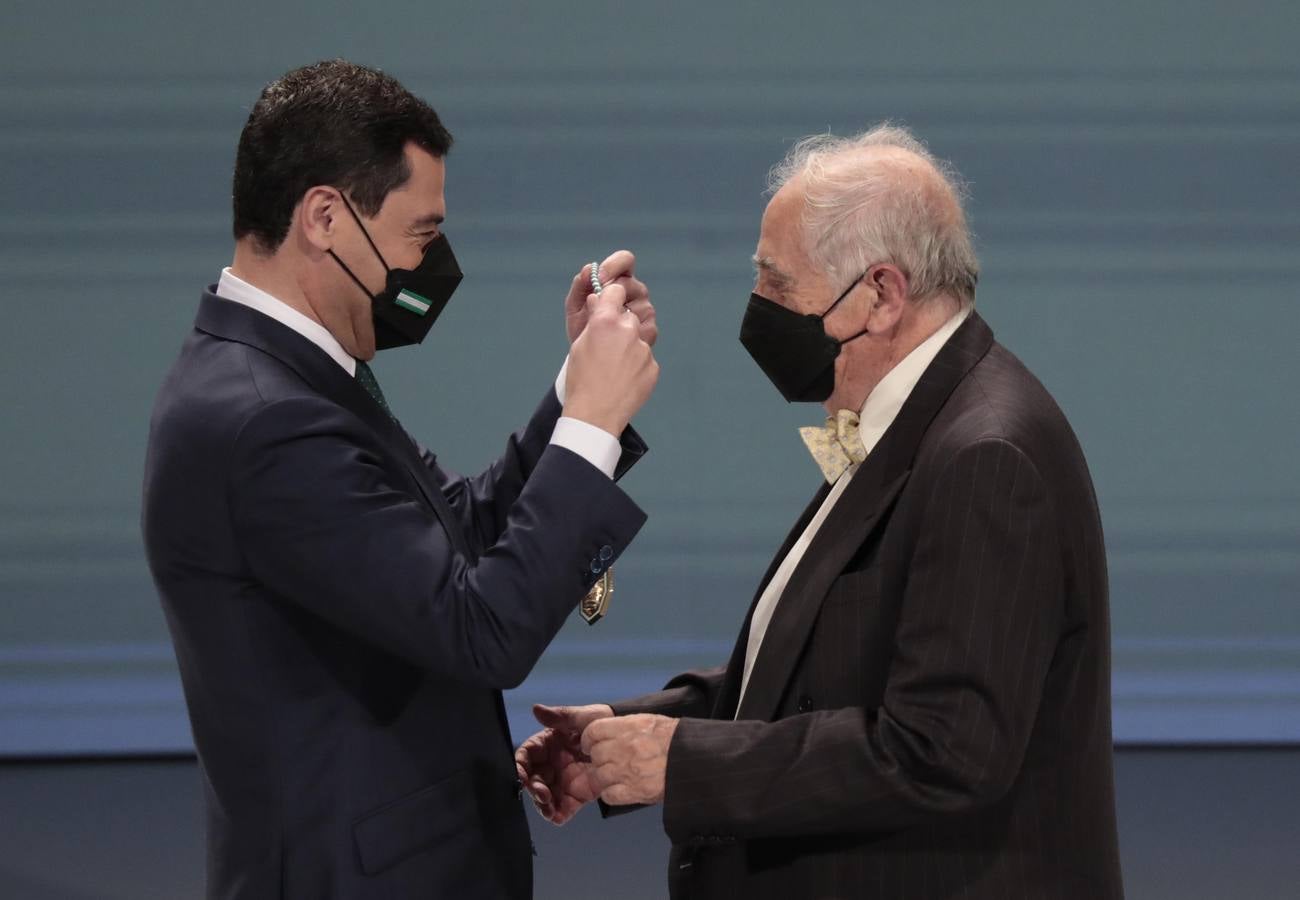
[
  {"left": 563, "top": 283, "right": 659, "bottom": 437},
  {"left": 515, "top": 703, "right": 614, "bottom": 825}
]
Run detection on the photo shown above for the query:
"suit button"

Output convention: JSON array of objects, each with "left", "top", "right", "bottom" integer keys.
[
  {"left": 599, "top": 544, "right": 614, "bottom": 561},
  {"left": 797, "top": 695, "right": 814, "bottom": 712},
  {"left": 590, "top": 559, "right": 603, "bottom": 574}
]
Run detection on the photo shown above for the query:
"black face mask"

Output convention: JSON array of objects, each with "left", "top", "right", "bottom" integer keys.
[
  {"left": 739, "top": 275, "right": 870, "bottom": 402},
  {"left": 328, "top": 196, "right": 464, "bottom": 351}
]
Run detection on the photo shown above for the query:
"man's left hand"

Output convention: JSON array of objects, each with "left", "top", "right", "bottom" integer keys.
[{"left": 580, "top": 713, "right": 678, "bottom": 806}]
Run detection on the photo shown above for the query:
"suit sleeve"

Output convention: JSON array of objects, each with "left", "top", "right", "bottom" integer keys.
[
  {"left": 658, "top": 438, "right": 1064, "bottom": 842},
  {"left": 610, "top": 666, "right": 729, "bottom": 720},
  {"left": 420, "top": 387, "right": 648, "bottom": 555},
  {"left": 229, "top": 395, "right": 647, "bottom": 690}
]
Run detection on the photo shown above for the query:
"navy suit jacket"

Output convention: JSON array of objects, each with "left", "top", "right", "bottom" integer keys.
[{"left": 142, "top": 292, "right": 648, "bottom": 899}]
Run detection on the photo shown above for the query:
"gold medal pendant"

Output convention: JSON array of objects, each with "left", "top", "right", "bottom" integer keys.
[{"left": 580, "top": 568, "right": 613, "bottom": 625}]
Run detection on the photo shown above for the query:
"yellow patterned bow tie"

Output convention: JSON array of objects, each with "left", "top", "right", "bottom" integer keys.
[{"left": 799, "top": 409, "right": 868, "bottom": 483}]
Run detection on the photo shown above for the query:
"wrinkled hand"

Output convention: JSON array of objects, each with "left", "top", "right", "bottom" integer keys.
[
  {"left": 514, "top": 703, "right": 613, "bottom": 825},
  {"left": 564, "top": 251, "right": 657, "bottom": 346},
  {"left": 581, "top": 713, "right": 679, "bottom": 807}
]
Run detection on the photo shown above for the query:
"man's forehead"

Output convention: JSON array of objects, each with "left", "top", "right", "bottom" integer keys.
[
  {"left": 758, "top": 181, "right": 807, "bottom": 259},
  {"left": 764, "top": 177, "right": 804, "bottom": 225},
  {"left": 383, "top": 149, "right": 446, "bottom": 223}
]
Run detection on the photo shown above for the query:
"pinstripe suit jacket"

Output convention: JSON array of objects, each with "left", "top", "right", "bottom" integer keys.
[{"left": 611, "top": 312, "right": 1123, "bottom": 899}]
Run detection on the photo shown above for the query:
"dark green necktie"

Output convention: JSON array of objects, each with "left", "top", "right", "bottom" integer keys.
[{"left": 355, "top": 360, "right": 395, "bottom": 420}]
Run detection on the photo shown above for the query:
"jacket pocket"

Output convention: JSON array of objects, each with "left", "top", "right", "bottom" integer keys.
[
  {"left": 820, "top": 561, "right": 883, "bottom": 610},
  {"left": 352, "top": 769, "right": 479, "bottom": 877},
  {"left": 802, "top": 563, "right": 893, "bottom": 706}
]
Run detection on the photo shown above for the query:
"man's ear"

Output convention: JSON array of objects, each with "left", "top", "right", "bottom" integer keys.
[
  {"left": 298, "top": 186, "right": 340, "bottom": 253},
  {"left": 864, "top": 263, "right": 909, "bottom": 333}
]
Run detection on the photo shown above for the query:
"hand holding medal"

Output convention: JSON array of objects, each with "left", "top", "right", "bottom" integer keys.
[
  {"left": 579, "top": 261, "right": 616, "bottom": 625},
  {"left": 564, "top": 251, "right": 658, "bottom": 348},
  {"left": 561, "top": 253, "right": 659, "bottom": 624}
]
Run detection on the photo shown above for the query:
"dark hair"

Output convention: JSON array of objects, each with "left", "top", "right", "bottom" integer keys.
[{"left": 232, "top": 59, "right": 453, "bottom": 253}]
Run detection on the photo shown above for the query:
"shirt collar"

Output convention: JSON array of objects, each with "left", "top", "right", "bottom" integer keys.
[
  {"left": 854, "top": 305, "right": 972, "bottom": 456},
  {"left": 215, "top": 268, "right": 357, "bottom": 377}
]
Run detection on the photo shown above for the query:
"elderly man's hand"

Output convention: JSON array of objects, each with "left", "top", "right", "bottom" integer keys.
[
  {"left": 581, "top": 713, "right": 679, "bottom": 807},
  {"left": 564, "top": 251, "right": 656, "bottom": 346},
  {"left": 515, "top": 704, "right": 613, "bottom": 825}
]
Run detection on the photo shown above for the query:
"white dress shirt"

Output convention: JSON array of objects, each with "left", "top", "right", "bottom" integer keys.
[
  {"left": 735, "top": 306, "right": 972, "bottom": 710},
  {"left": 215, "top": 268, "right": 621, "bottom": 478}
]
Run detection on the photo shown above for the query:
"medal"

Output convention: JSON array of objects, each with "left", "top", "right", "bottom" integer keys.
[
  {"left": 579, "top": 259, "right": 613, "bottom": 626},
  {"left": 580, "top": 568, "right": 613, "bottom": 625}
]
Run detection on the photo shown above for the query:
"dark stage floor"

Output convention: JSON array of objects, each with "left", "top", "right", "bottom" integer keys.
[{"left": 1, "top": 748, "right": 1297, "bottom": 898}]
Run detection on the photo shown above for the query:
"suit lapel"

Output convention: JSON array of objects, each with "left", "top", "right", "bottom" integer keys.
[
  {"left": 733, "top": 312, "right": 996, "bottom": 722},
  {"left": 194, "top": 292, "right": 471, "bottom": 559},
  {"left": 711, "top": 482, "right": 832, "bottom": 719},
  {"left": 733, "top": 464, "right": 910, "bottom": 721}
]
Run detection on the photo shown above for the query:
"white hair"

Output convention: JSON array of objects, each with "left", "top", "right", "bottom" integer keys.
[{"left": 768, "top": 123, "right": 979, "bottom": 306}]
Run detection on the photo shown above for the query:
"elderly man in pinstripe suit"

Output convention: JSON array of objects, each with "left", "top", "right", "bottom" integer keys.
[{"left": 517, "top": 124, "right": 1124, "bottom": 899}]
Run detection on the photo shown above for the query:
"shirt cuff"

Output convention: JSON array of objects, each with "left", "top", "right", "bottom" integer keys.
[
  {"left": 554, "top": 356, "right": 569, "bottom": 405},
  {"left": 550, "top": 416, "right": 620, "bottom": 479}
]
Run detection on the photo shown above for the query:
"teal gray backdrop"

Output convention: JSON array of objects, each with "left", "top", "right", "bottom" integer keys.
[{"left": 1, "top": 0, "right": 1297, "bottom": 754}]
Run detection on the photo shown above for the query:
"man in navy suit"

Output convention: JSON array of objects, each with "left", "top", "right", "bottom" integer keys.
[{"left": 142, "top": 60, "right": 659, "bottom": 899}]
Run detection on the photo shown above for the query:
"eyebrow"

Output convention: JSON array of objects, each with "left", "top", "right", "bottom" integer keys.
[
  {"left": 411, "top": 212, "right": 445, "bottom": 229},
  {"left": 752, "top": 254, "right": 793, "bottom": 288}
]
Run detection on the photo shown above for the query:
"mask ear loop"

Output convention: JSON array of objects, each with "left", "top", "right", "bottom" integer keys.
[
  {"left": 819, "top": 273, "right": 865, "bottom": 319},
  {"left": 337, "top": 193, "right": 392, "bottom": 272},
  {"left": 327, "top": 249, "right": 379, "bottom": 301},
  {"left": 819, "top": 273, "right": 872, "bottom": 345}
]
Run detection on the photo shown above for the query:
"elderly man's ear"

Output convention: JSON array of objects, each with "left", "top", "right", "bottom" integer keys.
[{"left": 863, "top": 264, "right": 910, "bottom": 333}]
